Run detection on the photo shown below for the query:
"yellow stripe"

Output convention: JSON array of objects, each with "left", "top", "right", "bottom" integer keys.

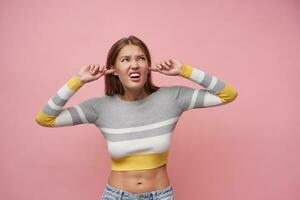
[
  {"left": 111, "top": 151, "right": 169, "bottom": 171},
  {"left": 179, "top": 64, "right": 193, "bottom": 78},
  {"left": 35, "top": 111, "right": 56, "bottom": 127},
  {"left": 66, "top": 75, "right": 83, "bottom": 92},
  {"left": 216, "top": 84, "right": 238, "bottom": 103}
]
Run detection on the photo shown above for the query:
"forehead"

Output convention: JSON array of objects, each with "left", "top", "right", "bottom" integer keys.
[{"left": 118, "top": 45, "right": 145, "bottom": 57}]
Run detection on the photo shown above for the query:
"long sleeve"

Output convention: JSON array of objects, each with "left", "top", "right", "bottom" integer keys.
[
  {"left": 35, "top": 75, "right": 98, "bottom": 127},
  {"left": 173, "top": 64, "right": 238, "bottom": 111}
]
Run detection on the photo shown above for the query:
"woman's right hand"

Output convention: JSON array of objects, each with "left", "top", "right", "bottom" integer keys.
[{"left": 76, "top": 64, "right": 115, "bottom": 84}]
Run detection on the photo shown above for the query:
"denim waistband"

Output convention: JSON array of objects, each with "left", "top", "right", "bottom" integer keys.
[{"left": 103, "top": 182, "right": 174, "bottom": 200}]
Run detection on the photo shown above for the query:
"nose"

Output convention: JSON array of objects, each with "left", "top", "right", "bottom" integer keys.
[{"left": 130, "top": 61, "right": 140, "bottom": 69}]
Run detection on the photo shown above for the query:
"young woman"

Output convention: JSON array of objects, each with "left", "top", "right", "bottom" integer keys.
[{"left": 35, "top": 35, "right": 238, "bottom": 200}]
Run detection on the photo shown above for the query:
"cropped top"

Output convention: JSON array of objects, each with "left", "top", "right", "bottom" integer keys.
[{"left": 35, "top": 64, "right": 238, "bottom": 171}]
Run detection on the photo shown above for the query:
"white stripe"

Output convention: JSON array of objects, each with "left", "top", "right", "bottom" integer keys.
[
  {"left": 190, "top": 68, "right": 205, "bottom": 84},
  {"left": 48, "top": 98, "right": 63, "bottom": 110},
  {"left": 55, "top": 110, "right": 73, "bottom": 126},
  {"left": 203, "top": 92, "right": 222, "bottom": 107},
  {"left": 187, "top": 89, "right": 198, "bottom": 110},
  {"left": 74, "top": 105, "right": 88, "bottom": 123},
  {"left": 107, "top": 133, "right": 173, "bottom": 158},
  {"left": 57, "top": 84, "right": 75, "bottom": 100},
  {"left": 207, "top": 76, "right": 218, "bottom": 90},
  {"left": 101, "top": 116, "right": 180, "bottom": 134}
]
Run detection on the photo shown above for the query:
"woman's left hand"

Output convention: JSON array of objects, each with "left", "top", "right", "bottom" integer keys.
[{"left": 150, "top": 59, "right": 183, "bottom": 76}]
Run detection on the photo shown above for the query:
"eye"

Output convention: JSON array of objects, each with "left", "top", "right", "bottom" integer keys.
[
  {"left": 139, "top": 57, "right": 146, "bottom": 60},
  {"left": 122, "top": 58, "right": 129, "bottom": 62}
]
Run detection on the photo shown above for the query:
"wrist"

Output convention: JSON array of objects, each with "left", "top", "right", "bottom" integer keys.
[{"left": 75, "top": 74, "right": 86, "bottom": 84}]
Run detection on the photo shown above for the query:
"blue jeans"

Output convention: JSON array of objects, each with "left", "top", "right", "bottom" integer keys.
[{"left": 101, "top": 182, "right": 175, "bottom": 200}]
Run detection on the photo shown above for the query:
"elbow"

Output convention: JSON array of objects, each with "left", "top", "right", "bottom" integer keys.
[{"left": 35, "top": 111, "right": 55, "bottom": 127}]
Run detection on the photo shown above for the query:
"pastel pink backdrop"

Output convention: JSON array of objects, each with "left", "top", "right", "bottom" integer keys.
[{"left": 1, "top": 0, "right": 299, "bottom": 200}]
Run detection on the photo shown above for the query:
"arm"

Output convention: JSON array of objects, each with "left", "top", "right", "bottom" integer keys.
[
  {"left": 35, "top": 75, "right": 98, "bottom": 127},
  {"left": 174, "top": 64, "right": 238, "bottom": 111}
]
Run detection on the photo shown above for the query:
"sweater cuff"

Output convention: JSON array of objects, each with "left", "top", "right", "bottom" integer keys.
[
  {"left": 66, "top": 75, "right": 84, "bottom": 92},
  {"left": 179, "top": 64, "right": 193, "bottom": 78}
]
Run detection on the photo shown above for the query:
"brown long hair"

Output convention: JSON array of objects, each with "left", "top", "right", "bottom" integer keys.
[{"left": 104, "top": 35, "right": 160, "bottom": 96}]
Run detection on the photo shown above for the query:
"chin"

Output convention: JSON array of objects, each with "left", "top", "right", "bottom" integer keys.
[
  {"left": 127, "top": 83, "right": 144, "bottom": 89},
  {"left": 125, "top": 79, "right": 147, "bottom": 89}
]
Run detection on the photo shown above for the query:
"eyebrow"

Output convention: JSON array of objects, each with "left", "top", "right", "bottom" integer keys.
[{"left": 120, "top": 54, "right": 146, "bottom": 59}]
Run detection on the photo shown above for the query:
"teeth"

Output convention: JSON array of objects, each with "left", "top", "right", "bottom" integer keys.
[{"left": 130, "top": 72, "right": 141, "bottom": 78}]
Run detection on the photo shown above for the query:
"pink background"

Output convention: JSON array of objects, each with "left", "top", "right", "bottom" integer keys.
[{"left": 1, "top": 0, "right": 299, "bottom": 199}]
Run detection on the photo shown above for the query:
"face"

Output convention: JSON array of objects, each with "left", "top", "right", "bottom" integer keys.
[{"left": 113, "top": 44, "right": 150, "bottom": 91}]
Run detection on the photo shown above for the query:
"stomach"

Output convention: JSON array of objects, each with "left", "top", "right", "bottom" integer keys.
[{"left": 107, "top": 164, "right": 170, "bottom": 194}]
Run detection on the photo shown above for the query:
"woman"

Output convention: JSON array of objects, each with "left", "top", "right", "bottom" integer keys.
[{"left": 35, "top": 35, "right": 238, "bottom": 200}]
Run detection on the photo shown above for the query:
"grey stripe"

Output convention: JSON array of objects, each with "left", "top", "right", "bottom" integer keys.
[
  {"left": 100, "top": 122, "right": 175, "bottom": 142},
  {"left": 194, "top": 90, "right": 206, "bottom": 108},
  {"left": 52, "top": 93, "right": 67, "bottom": 106},
  {"left": 68, "top": 107, "right": 82, "bottom": 125},
  {"left": 79, "top": 104, "right": 98, "bottom": 123},
  {"left": 42, "top": 104, "right": 61, "bottom": 116},
  {"left": 201, "top": 73, "right": 212, "bottom": 88},
  {"left": 177, "top": 86, "right": 194, "bottom": 111},
  {"left": 210, "top": 79, "right": 225, "bottom": 94}
]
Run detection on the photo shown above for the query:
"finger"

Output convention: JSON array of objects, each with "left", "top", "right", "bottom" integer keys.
[
  {"left": 156, "top": 63, "right": 164, "bottom": 70},
  {"left": 105, "top": 65, "right": 112, "bottom": 71},
  {"left": 104, "top": 68, "right": 115, "bottom": 75},
  {"left": 164, "top": 60, "right": 171, "bottom": 68},
  {"left": 99, "top": 65, "right": 105, "bottom": 73},
  {"left": 93, "top": 64, "right": 99, "bottom": 74},
  {"left": 149, "top": 65, "right": 158, "bottom": 72},
  {"left": 166, "top": 59, "right": 172, "bottom": 66},
  {"left": 89, "top": 64, "right": 95, "bottom": 72},
  {"left": 161, "top": 62, "right": 169, "bottom": 70},
  {"left": 154, "top": 65, "right": 160, "bottom": 71},
  {"left": 156, "top": 63, "right": 163, "bottom": 70},
  {"left": 164, "top": 60, "right": 170, "bottom": 66}
]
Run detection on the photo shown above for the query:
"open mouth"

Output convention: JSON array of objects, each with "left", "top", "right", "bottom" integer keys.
[{"left": 129, "top": 72, "right": 141, "bottom": 81}]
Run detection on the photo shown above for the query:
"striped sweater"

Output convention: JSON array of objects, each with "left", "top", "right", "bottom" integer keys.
[{"left": 35, "top": 64, "right": 238, "bottom": 171}]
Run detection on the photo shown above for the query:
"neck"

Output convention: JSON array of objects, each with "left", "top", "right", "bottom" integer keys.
[{"left": 119, "top": 88, "right": 148, "bottom": 101}]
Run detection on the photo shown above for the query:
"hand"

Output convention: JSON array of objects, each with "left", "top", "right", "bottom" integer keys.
[
  {"left": 76, "top": 64, "right": 115, "bottom": 84},
  {"left": 150, "top": 59, "right": 183, "bottom": 76}
]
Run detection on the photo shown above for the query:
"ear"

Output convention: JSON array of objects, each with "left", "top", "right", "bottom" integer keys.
[{"left": 111, "top": 66, "right": 118, "bottom": 76}]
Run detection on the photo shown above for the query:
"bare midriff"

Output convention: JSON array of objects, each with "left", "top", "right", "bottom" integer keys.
[{"left": 107, "top": 164, "right": 170, "bottom": 194}]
